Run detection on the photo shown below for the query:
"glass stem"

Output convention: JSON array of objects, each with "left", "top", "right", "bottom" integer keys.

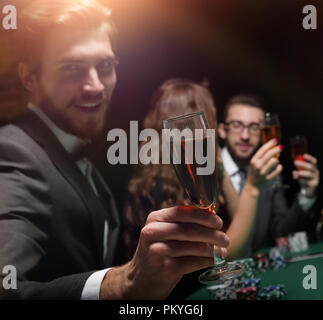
[{"left": 210, "top": 203, "right": 227, "bottom": 268}]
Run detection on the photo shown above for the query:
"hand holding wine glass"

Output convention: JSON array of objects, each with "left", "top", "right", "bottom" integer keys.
[
  {"left": 163, "top": 112, "right": 244, "bottom": 284},
  {"left": 260, "top": 112, "right": 286, "bottom": 188},
  {"left": 290, "top": 135, "right": 320, "bottom": 198}
]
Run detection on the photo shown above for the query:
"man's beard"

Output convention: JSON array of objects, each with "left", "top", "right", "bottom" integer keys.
[
  {"left": 227, "top": 142, "right": 260, "bottom": 167},
  {"left": 38, "top": 93, "right": 109, "bottom": 140}
]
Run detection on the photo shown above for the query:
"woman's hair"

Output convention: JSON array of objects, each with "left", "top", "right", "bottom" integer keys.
[{"left": 122, "top": 78, "right": 217, "bottom": 260}]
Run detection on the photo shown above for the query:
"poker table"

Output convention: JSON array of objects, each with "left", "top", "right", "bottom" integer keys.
[{"left": 186, "top": 241, "right": 323, "bottom": 300}]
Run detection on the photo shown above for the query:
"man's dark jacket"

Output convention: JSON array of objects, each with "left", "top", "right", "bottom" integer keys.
[{"left": 0, "top": 112, "right": 121, "bottom": 299}]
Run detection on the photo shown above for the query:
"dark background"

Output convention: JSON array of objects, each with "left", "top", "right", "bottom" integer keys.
[
  {"left": 93, "top": 0, "right": 323, "bottom": 211},
  {"left": 0, "top": 0, "right": 322, "bottom": 300},
  {"left": 1, "top": 0, "right": 322, "bottom": 216}
]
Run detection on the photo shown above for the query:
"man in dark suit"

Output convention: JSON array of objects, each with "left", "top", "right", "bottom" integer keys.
[
  {"left": 0, "top": 0, "right": 229, "bottom": 299},
  {"left": 218, "top": 95, "right": 320, "bottom": 254}
]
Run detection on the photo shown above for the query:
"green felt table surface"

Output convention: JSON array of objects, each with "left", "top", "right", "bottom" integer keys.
[{"left": 186, "top": 241, "right": 323, "bottom": 300}]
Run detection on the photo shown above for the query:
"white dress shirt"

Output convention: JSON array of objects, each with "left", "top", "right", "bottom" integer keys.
[
  {"left": 28, "top": 103, "right": 111, "bottom": 300},
  {"left": 221, "top": 147, "right": 316, "bottom": 211}
]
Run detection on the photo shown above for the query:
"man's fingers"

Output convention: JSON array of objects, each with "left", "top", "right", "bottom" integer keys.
[
  {"left": 146, "top": 206, "right": 223, "bottom": 230},
  {"left": 294, "top": 170, "right": 318, "bottom": 180},
  {"left": 303, "top": 154, "right": 318, "bottom": 166},
  {"left": 171, "top": 256, "right": 215, "bottom": 275},
  {"left": 150, "top": 241, "right": 227, "bottom": 259},
  {"left": 141, "top": 222, "right": 230, "bottom": 247},
  {"left": 213, "top": 245, "right": 228, "bottom": 259},
  {"left": 149, "top": 241, "right": 216, "bottom": 258},
  {"left": 294, "top": 160, "right": 318, "bottom": 173}
]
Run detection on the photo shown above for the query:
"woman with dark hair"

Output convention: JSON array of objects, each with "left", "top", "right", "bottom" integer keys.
[
  {"left": 122, "top": 78, "right": 238, "bottom": 261},
  {"left": 122, "top": 78, "right": 283, "bottom": 298}
]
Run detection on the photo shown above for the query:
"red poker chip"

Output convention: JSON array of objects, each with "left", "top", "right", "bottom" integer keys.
[
  {"left": 276, "top": 237, "right": 289, "bottom": 250},
  {"left": 236, "top": 287, "right": 257, "bottom": 300}
]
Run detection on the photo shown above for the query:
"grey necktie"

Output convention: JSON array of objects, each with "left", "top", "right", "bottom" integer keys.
[
  {"left": 238, "top": 168, "right": 247, "bottom": 194},
  {"left": 77, "top": 158, "right": 109, "bottom": 262}
]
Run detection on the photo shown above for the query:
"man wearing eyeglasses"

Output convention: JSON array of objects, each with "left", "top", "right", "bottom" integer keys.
[{"left": 218, "top": 95, "right": 320, "bottom": 254}]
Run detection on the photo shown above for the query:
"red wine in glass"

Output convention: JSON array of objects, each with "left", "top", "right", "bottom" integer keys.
[{"left": 290, "top": 135, "right": 308, "bottom": 170}]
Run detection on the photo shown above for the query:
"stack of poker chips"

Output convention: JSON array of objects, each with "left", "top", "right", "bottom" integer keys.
[
  {"left": 238, "top": 278, "right": 262, "bottom": 299},
  {"left": 236, "top": 287, "right": 258, "bottom": 300},
  {"left": 259, "top": 284, "right": 286, "bottom": 300},
  {"left": 252, "top": 253, "right": 269, "bottom": 272},
  {"left": 268, "top": 247, "right": 286, "bottom": 270},
  {"left": 232, "top": 258, "right": 256, "bottom": 280},
  {"left": 207, "top": 282, "right": 237, "bottom": 300},
  {"left": 288, "top": 232, "right": 309, "bottom": 253},
  {"left": 239, "top": 278, "right": 261, "bottom": 291}
]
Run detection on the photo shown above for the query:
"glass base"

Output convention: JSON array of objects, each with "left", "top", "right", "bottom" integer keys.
[{"left": 198, "top": 262, "right": 244, "bottom": 285}]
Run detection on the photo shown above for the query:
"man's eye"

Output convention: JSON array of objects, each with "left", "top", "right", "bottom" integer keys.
[
  {"left": 250, "top": 124, "right": 260, "bottom": 131},
  {"left": 231, "top": 122, "right": 241, "bottom": 128},
  {"left": 98, "top": 59, "right": 118, "bottom": 73},
  {"left": 102, "top": 61, "right": 113, "bottom": 69},
  {"left": 62, "top": 64, "right": 80, "bottom": 72}
]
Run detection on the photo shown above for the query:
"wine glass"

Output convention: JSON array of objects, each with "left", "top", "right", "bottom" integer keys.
[
  {"left": 290, "top": 135, "right": 308, "bottom": 168},
  {"left": 260, "top": 112, "right": 288, "bottom": 189},
  {"left": 163, "top": 112, "right": 244, "bottom": 284},
  {"left": 290, "top": 135, "right": 309, "bottom": 195}
]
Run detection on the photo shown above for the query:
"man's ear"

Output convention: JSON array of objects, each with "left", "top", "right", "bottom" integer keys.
[
  {"left": 218, "top": 122, "right": 227, "bottom": 140},
  {"left": 18, "top": 63, "right": 37, "bottom": 93}
]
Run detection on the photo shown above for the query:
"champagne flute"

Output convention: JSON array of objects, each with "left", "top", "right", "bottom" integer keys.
[
  {"left": 163, "top": 112, "right": 243, "bottom": 284},
  {"left": 260, "top": 112, "right": 287, "bottom": 189}
]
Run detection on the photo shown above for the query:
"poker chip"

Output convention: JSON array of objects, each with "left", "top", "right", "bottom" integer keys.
[
  {"left": 220, "top": 254, "right": 287, "bottom": 300},
  {"left": 236, "top": 287, "right": 257, "bottom": 300},
  {"left": 230, "top": 258, "right": 256, "bottom": 281},
  {"left": 260, "top": 284, "right": 286, "bottom": 300},
  {"left": 288, "top": 232, "right": 309, "bottom": 253},
  {"left": 233, "top": 258, "right": 255, "bottom": 269},
  {"left": 252, "top": 253, "right": 269, "bottom": 272},
  {"left": 223, "top": 278, "right": 241, "bottom": 289},
  {"left": 275, "top": 237, "right": 289, "bottom": 252},
  {"left": 239, "top": 278, "right": 261, "bottom": 291},
  {"left": 263, "top": 284, "right": 286, "bottom": 295},
  {"left": 269, "top": 247, "right": 286, "bottom": 270},
  {"left": 208, "top": 283, "right": 237, "bottom": 300},
  {"left": 238, "top": 268, "right": 256, "bottom": 281},
  {"left": 259, "top": 290, "right": 284, "bottom": 300}
]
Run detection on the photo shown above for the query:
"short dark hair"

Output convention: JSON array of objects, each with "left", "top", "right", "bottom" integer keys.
[{"left": 223, "top": 94, "right": 265, "bottom": 122}]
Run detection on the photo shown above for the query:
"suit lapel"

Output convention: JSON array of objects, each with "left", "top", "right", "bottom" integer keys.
[{"left": 16, "top": 112, "right": 111, "bottom": 267}]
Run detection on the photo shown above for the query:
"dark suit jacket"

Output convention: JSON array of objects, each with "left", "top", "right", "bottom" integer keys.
[
  {"left": 0, "top": 112, "right": 121, "bottom": 299},
  {"left": 251, "top": 185, "right": 319, "bottom": 252}
]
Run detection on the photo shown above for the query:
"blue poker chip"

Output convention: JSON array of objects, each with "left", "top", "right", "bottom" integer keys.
[
  {"left": 263, "top": 284, "right": 286, "bottom": 295},
  {"left": 239, "top": 278, "right": 261, "bottom": 290}
]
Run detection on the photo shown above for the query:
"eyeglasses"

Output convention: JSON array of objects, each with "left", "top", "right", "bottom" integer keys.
[{"left": 225, "top": 120, "right": 261, "bottom": 135}]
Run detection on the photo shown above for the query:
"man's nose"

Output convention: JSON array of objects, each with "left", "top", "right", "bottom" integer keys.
[
  {"left": 240, "top": 127, "right": 250, "bottom": 140},
  {"left": 82, "top": 67, "right": 104, "bottom": 94}
]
